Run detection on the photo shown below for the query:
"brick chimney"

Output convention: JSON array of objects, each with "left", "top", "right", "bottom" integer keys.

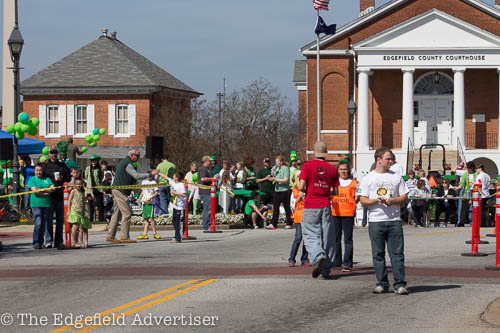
[{"left": 360, "top": 0, "right": 375, "bottom": 17}]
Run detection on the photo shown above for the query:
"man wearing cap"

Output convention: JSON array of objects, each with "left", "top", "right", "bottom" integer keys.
[
  {"left": 107, "top": 149, "right": 158, "bottom": 243},
  {"left": 156, "top": 155, "right": 176, "bottom": 214},
  {"left": 198, "top": 156, "right": 217, "bottom": 230},
  {"left": 257, "top": 158, "right": 275, "bottom": 209},
  {"left": 299, "top": 141, "right": 339, "bottom": 278},
  {"left": 85, "top": 154, "right": 104, "bottom": 222},
  {"left": 42, "top": 146, "right": 71, "bottom": 249},
  {"left": 210, "top": 156, "right": 222, "bottom": 177}
]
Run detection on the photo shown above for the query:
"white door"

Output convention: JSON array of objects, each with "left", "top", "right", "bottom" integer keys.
[
  {"left": 420, "top": 99, "right": 436, "bottom": 144},
  {"left": 435, "top": 99, "right": 452, "bottom": 145},
  {"left": 416, "top": 98, "right": 452, "bottom": 146}
]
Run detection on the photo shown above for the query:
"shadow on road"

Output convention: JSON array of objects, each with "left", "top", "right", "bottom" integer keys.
[{"left": 408, "top": 284, "right": 462, "bottom": 294}]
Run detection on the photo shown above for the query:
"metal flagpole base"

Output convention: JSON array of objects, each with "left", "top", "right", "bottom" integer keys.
[
  {"left": 486, "top": 234, "right": 496, "bottom": 237},
  {"left": 465, "top": 240, "right": 489, "bottom": 244},
  {"left": 461, "top": 252, "right": 488, "bottom": 257},
  {"left": 485, "top": 266, "right": 500, "bottom": 270},
  {"left": 182, "top": 236, "right": 197, "bottom": 240},
  {"left": 203, "top": 230, "right": 223, "bottom": 233}
]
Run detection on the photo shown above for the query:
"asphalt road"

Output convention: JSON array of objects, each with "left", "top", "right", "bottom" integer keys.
[{"left": 0, "top": 224, "right": 499, "bottom": 332}]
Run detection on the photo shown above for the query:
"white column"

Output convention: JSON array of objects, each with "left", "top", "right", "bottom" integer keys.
[
  {"left": 498, "top": 69, "right": 500, "bottom": 150},
  {"left": 453, "top": 67, "right": 466, "bottom": 149},
  {"left": 2, "top": 0, "right": 15, "bottom": 130},
  {"left": 357, "top": 68, "right": 372, "bottom": 152},
  {"left": 402, "top": 68, "right": 415, "bottom": 151}
]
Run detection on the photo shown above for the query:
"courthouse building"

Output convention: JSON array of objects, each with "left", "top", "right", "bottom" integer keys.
[{"left": 295, "top": 0, "right": 500, "bottom": 176}]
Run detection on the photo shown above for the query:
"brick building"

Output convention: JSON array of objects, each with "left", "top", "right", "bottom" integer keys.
[
  {"left": 295, "top": 0, "right": 500, "bottom": 176},
  {"left": 21, "top": 30, "right": 201, "bottom": 169}
]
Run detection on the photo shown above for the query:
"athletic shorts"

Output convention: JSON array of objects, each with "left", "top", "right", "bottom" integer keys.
[{"left": 142, "top": 203, "right": 155, "bottom": 219}]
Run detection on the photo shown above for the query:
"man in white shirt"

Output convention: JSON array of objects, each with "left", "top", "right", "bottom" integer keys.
[
  {"left": 389, "top": 159, "right": 404, "bottom": 178},
  {"left": 359, "top": 147, "right": 409, "bottom": 295},
  {"left": 476, "top": 164, "right": 491, "bottom": 227}
]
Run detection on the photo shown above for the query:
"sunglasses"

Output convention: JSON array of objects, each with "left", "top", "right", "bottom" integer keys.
[{"left": 49, "top": 150, "right": 58, "bottom": 154}]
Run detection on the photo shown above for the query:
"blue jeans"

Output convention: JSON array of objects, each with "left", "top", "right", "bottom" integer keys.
[
  {"left": 200, "top": 194, "right": 211, "bottom": 230},
  {"left": 158, "top": 186, "right": 171, "bottom": 215},
  {"left": 362, "top": 207, "right": 368, "bottom": 226},
  {"left": 368, "top": 221, "right": 406, "bottom": 289},
  {"left": 46, "top": 199, "right": 64, "bottom": 247},
  {"left": 301, "top": 207, "right": 335, "bottom": 277},
  {"left": 288, "top": 223, "right": 309, "bottom": 263},
  {"left": 32, "top": 207, "right": 49, "bottom": 247},
  {"left": 407, "top": 205, "right": 418, "bottom": 225},
  {"left": 332, "top": 216, "right": 354, "bottom": 268},
  {"left": 172, "top": 209, "right": 183, "bottom": 241}
]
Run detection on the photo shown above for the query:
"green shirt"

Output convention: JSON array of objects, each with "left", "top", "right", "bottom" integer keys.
[
  {"left": 27, "top": 176, "right": 54, "bottom": 208},
  {"left": 257, "top": 168, "right": 274, "bottom": 193},
  {"left": 157, "top": 160, "right": 177, "bottom": 184},
  {"left": 244, "top": 199, "right": 256, "bottom": 215},
  {"left": 272, "top": 166, "right": 291, "bottom": 192}
]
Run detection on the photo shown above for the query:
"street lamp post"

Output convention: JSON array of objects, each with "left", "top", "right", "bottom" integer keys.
[
  {"left": 216, "top": 92, "right": 223, "bottom": 158},
  {"left": 347, "top": 98, "right": 357, "bottom": 161},
  {"left": 7, "top": 0, "right": 24, "bottom": 210}
]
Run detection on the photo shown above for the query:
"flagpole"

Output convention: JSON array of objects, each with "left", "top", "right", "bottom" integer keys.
[{"left": 316, "top": 9, "right": 321, "bottom": 142}]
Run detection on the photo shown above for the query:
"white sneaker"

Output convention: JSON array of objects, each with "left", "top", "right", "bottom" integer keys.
[
  {"left": 254, "top": 225, "right": 259, "bottom": 229},
  {"left": 394, "top": 287, "right": 409, "bottom": 295},
  {"left": 373, "top": 286, "right": 389, "bottom": 294},
  {"left": 285, "top": 225, "right": 292, "bottom": 229}
]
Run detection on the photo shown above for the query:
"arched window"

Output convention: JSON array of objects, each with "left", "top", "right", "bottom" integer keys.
[{"left": 414, "top": 72, "right": 453, "bottom": 95}]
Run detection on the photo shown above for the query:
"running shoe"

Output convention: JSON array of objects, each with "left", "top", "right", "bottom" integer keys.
[{"left": 153, "top": 233, "right": 161, "bottom": 239}]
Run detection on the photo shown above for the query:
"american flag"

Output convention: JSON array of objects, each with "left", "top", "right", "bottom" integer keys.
[{"left": 312, "top": 0, "right": 330, "bottom": 10}]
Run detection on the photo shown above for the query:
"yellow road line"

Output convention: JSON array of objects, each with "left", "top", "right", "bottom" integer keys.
[
  {"left": 75, "top": 279, "right": 219, "bottom": 332},
  {"left": 50, "top": 279, "right": 200, "bottom": 333}
]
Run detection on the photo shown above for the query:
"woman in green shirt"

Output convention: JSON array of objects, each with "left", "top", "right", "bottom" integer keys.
[
  {"left": 27, "top": 163, "right": 55, "bottom": 249},
  {"left": 267, "top": 155, "right": 293, "bottom": 229}
]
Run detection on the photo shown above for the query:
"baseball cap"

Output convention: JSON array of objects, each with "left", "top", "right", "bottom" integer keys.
[
  {"left": 313, "top": 141, "right": 328, "bottom": 158},
  {"left": 263, "top": 157, "right": 271, "bottom": 163},
  {"left": 202, "top": 155, "right": 211, "bottom": 162},
  {"left": 209, "top": 155, "right": 217, "bottom": 161}
]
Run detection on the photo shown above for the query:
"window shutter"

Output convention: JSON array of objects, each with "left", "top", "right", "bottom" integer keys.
[
  {"left": 128, "top": 104, "right": 136, "bottom": 136},
  {"left": 108, "top": 104, "right": 115, "bottom": 136},
  {"left": 88, "top": 104, "right": 95, "bottom": 134},
  {"left": 39, "top": 105, "right": 46, "bottom": 136},
  {"left": 59, "top": 105, "right": 67, "bottom": 136},
  {"left": 67, "top": 105, "right": 75, "bottom": 136}
]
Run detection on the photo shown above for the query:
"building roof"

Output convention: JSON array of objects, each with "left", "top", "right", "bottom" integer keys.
[
  {"left": 21, "top": 33, "right": 201, "bottom": 96},
  {"left": 293, "top": 60, "right": 307, "bottom": 83},
  {"left": 301, "top": 0, "right": 500, "bottom": 53}
]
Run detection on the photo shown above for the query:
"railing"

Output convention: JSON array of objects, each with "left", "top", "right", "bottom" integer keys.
[
  {"left": 457, "top": 137, "right": 467, "bottom": 166},
  {"left": 487, "top": 133, "right": 498, "bottom": 149},
  {"left": 371, "top": 133, "right": 401, "bottom": 149}
]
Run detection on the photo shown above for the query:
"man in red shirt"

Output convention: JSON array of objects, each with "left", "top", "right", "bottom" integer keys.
[{"left": 299, "top": 141, "right": 340, "bottom": 278}]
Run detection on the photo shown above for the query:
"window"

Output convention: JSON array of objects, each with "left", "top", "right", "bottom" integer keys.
[
  {"left": 47, "top": 105, "right": 59, "bottom": 134},
  {"left": 413, "top": 101, "right": 419, "bottom": 127},
  {"left": 75, "top": 105, "right": 87, "bottom": 134},
  {"left": 415, "top": 72, "right": 453, "bottom": 95},
  {"left": 116, "top": 104, "right": 128, "bottom": 134}
]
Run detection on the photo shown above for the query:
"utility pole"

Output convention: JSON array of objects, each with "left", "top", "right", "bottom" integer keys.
[{"left": 217, "top": 92, "right": 223, "bottom": 158}]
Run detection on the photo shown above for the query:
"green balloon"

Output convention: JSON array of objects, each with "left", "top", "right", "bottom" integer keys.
[
  {"left": 92, "top": 134, "right": 100, "bottom": 141},
  {"left": 20, "top": 124, "right": 30, "bottom": 133},
  {"left": 31, "top": 117, "right": 40, "bottom": 127},
  {"left": 93, "top": 128, "right": 99, "bottom": 135},
  {"left": 28, "top": 127, "right": 37, "bottom": 136},
  {"left": 89, "top": 142, "right": 97, "bottom": 147},
  {"left": 18, "top": 112, "right": 29, "bottom": 124},
  {"left": 42, "top": 146, "right": 50, "bottom": 155},
  {"left": 84, "top": 136, "right": 93, "bottom": 143},
  {"left": 39, "top": 155, "right": 48, "bottom": 162},
  {"left": 99, "top": 128, "right": 106, "bottom": 135},
  {"left": 15, "top": 131, "right": 24, "bottom": 140},
  {"left": 6, "top": 125, "right": 15, "bottom": 134},
  {"left": 81, "top": 147, "right": 88, "bottom": 153},
  {"left": 14, "top": 122, "right": 22, "bottom": 131}
]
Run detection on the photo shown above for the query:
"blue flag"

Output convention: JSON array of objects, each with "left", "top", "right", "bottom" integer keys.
[{"left": 314, "top": 16, "right": 336, "bottom": 35}]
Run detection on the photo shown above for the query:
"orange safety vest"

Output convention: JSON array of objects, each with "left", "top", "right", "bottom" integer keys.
[
  {"left": 332, "top": 179, "right": 358, "bottom": 217},
  {"left": 291, "top": 188, "right": 304, "bottom": 224}
]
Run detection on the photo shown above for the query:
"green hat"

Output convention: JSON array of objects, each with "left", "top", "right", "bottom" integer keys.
[
  {"left": 0, "top": 160, "right": 6, "bottom": 166},
  {"left": 290, "top": 150, "right": 298, "bottom": 161},
  {"left": 88, "top": 154, "right": 101, "bottom": 160},
  {"left": 209, "top": 155, "right": 217, "bottom": 161},
  {"left": 202, "top": 155, "right": 211, "bottom": 162}
]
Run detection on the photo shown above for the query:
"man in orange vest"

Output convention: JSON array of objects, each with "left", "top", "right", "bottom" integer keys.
[{"left": 332, "top": 160, "right": 359, "bottom": 272}]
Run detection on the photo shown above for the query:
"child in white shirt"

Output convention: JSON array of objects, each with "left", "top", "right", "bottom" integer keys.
[{"left": 170, "top": 172, "right": 187, "bottom": 243}]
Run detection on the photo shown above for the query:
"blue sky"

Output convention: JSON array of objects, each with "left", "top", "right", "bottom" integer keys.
[{"left": 1, "top": 0, "right": 497, "bottom": 105}]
